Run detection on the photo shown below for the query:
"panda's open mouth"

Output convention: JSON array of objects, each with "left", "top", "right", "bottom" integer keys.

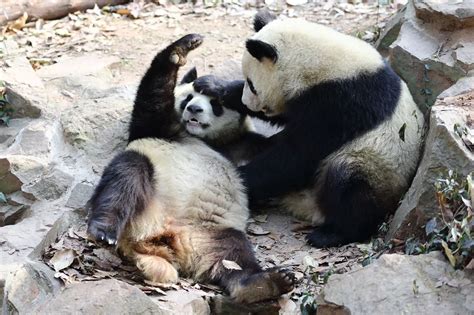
[{"left": 186, "top": 118, "right": 210, "bottom": 129}]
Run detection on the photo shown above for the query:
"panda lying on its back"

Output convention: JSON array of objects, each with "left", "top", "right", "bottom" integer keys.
[
  {"left": 87, "top": 34, "right": 294, "bottom": 303},
  {"left": 195, "top": 11, "right": 425, "bottom": 248}
]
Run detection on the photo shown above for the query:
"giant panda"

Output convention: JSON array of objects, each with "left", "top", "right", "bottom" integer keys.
[
  {"left": 86, "top": 34, "right": 294, "bottom": 304},
  {"left": 194, "top": 11, "right": 426, "bottom": 248}
]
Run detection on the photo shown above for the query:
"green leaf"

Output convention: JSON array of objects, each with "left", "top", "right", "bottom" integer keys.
[{"left": 399, "top": 123, "right": 407, "bottom": 142}]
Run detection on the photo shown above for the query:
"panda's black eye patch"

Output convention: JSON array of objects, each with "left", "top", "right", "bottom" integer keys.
[
  {"left": 180, "top": 94, "right": 193, "bottom": 111},
  {"left": 210, "top": 99, "right": 224, "bottom": 117},
  {"left": 247, "top": 78, "right": 257, "bottom": 95}
]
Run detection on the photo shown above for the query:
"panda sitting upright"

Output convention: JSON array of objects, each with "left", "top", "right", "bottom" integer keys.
[
  {"left": 87, "top": 34, "right": 294, "bottom": 304},
  {"left": 194, "top": 11, "right": 426, "bottom": 248}
]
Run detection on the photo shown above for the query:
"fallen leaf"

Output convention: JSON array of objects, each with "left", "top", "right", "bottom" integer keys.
[
  {"left": 441, "top": 241, "right": 456, "bottom": 267},
  {"left": 254, "top": 214, "right": 268, "bottom": 223},
  {"left": 302, "top": 255, "right": 318, "bottom": 269},
  {"left": 222, "top": 259, "right": 242, "bottom": 270},
  {"left": 50, "top": 249, "right": 76, "bottom": 271},
  {"left": 7, "top": 12, "right": 28, "bottom": 32},
  {"left": 465, "top": 258, "right": 474, "bottom": 270},
  {"left": 247, "top": 223, "right": 270, "bottom": 236}
]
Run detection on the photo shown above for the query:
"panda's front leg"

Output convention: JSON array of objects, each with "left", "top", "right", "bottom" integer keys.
[{"left": 87, "top": 150, "right": 155, "bottom": 245}]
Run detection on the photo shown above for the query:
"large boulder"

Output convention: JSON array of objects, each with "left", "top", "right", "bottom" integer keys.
[
  {"left": 0, "top": 57, "right": 44, "bottom": 118},
  {"left": 318, "top": 252, "right": 474, "bottom": 314},
  {"left": 388, "top": 80, "right": 473, "bottom": 239},
  {"left": 2, "top": 261, "right": 62, "bottom": 314},
  {"left": 36, "top": 279, "right": 167, "bottom": 315},
  {"left": 414, "top": 0, "right": 474, "bottom": 31},
  {"left": 377, "top": 0, "right": 474, "bottom": 111}
]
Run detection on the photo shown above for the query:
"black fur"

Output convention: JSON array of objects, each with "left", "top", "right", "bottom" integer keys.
[
  {"left": 179, "top": 94, "right": 193, "bottom": 111},
  {"left": 253, "top": 9, "right": 277, "bottom": 32},
  {"left": 87, "top": 151, "right": 155, "bottom": 245},
  {"left": 246, "top": 39, "right": 278, "bottom": 63},
  {"left": 128, "top": 34, "right": 204, "bottom": 143},
  {"left": 193, "top": 76, "right": 286, "bottom": 125},
  {"left": 210, "top": 99, "right": 224, "bottom": 117},
  {"left": 196, "top": 63, "right": 402, "bottom": 247},
  {"left": 181, "top": 67, "right": 198, "bottom": 84},
  {"left": 205, "top": 228, "right": 294, "bottom": 304},
  {"left": 88, "top": 34, "right": 294, "bottom": 300},
  {"left": 89, "top": 34, "right": 204, "bottom": 244},
  {"left": 307, "top": 161, "right": 386, "bottom": 247}
]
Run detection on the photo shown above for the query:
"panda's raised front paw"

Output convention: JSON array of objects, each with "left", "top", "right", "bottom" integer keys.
[
  {"left": 87, "top": 217, "right": 119, "bottom": 246},
  {"left": 169, "top": 33, "right": 204, "bottom": 66},
  {"left": 193, "top": 75, "right": 227, "bottom": 99}
]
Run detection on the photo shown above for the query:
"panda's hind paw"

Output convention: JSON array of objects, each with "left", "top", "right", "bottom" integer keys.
[
  {"left": 231, "top": 268, "right": 296, "bottom": 303},
  {"left": 267, "top": 267, "right": 296, "bottom": 294},
  {"left": 306, "top": 227, "right": 345, "bottom": 248},
  {"left": 87, "top": 218, "right": 119, "bottom": 246}
]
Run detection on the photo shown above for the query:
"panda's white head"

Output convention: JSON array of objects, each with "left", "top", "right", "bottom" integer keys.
[
  {"left": 242, "top": 10, "right": 384, "bottom": 116},
  {"left": 174, "top": 67, "right": 251, "bottom": 141}
]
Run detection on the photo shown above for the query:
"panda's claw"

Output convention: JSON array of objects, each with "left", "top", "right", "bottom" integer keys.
[{"left": 87, "top": 218, "right": 119, "bottom": 247}]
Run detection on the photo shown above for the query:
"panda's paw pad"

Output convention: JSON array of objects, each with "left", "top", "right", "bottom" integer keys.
[
  {"left": 267, "top": 268, "right": 296, "bottom": 294},
  {"left": 169, "top": 34, "right": 203, "bottom": 66}
]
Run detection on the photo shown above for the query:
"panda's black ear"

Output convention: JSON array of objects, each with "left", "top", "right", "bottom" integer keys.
[
  {"left": 246, "top": 39, "right": 278, "bottom": 63},
  {"left": 253, "top": 10, "right": 276, "bottom": 32},
  {"left": 180, "top": 67, "right": 198, "bottom": 84}
]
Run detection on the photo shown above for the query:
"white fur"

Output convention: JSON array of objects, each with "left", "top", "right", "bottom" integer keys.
[
  {"left": 125, "top": 137, "right": 249, "bottom": 242},
  {"left": 241, "top": 17, "right": 425, "bottom": 223},
  {"left": 242, "top": 18, "right": 383, "bottom": 114},
  {"left": 174, "top": 83, "right": 246, "bottom": 140}
]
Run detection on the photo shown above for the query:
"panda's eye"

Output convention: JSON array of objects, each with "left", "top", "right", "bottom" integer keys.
[
  {"left": 180, "top": 94, "right": 193, "bottom": 110},
  {"left": 247, "top": 78, "right": 257, "bottom": 95}
]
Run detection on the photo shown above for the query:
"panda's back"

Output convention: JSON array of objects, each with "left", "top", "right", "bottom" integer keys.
[{"left": 126, "top": 137, "right": 249, "bottom": 238}]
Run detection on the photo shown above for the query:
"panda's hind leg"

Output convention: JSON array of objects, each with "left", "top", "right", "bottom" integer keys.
[
  {"left": 87, "top": 150, "right": 155, "bottom": 245},
  {"left": 307, "top": 152, "right": 398, "bottom": 248},
  {"left": 196, "top": 228, "right": 295, "bottom": 304}
]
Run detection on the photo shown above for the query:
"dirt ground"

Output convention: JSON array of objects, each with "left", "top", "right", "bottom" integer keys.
[{"left": 2, "top": 0, "right": 399, "bottom": 309}]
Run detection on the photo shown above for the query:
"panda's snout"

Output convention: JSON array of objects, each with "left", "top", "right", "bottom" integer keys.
[{"left": 187, "top": 104, "right": 203, "bottom": 114}]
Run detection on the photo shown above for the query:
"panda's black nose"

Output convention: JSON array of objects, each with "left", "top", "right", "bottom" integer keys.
[{"left": 187, "top": 105, "right": 203, "bottom": 114}]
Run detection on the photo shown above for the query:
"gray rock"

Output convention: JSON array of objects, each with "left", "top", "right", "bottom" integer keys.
[
  {"left": 29, "top": 208, "right": 85, "bottom": 260},
  {"left": 378, "top": 0, "right": 474, "bottom": 111},
  {"left": 438, "top": 75, "right": 474, "bottom": 98},
  {"left": 36, "top": 279, "right": 166, "bottom": 315},
  {"left": 6, "top": 120, "right": 53, "bottom": 158},
  {"left": 0, "top": 263, "right": 17, "bottom": 310},
  {"left": 319, "top": 252, "right": 474, "bottom": 315},
  {"left": 23, "top": 168, "right": 73, "bottom": 201},
  {"left": 0, "top": 158, "right": 23, "bottom": 194},
  {"left": 2, "top": 261, "right": 62, "bottom": 314},
  {"left": 0, "top": 204, "right": 28, "bottom": 227},
  {"left": 153, "top": 289, "right": 211, "bottom": 315},
  {"left": 37, "top": 54, "right": 123, "bottom": 100},
  {"left": 414, "top": 0, "right": 474, "bottom": 31},
  {"left": 66, "top": 183, "right": 94, "bottom": 209},
  {"left": 388, "top": 86, "right": 474, "bottom": 239},
  {"left": 0, "top": 57, "right": 44, "bottom": 118},
  {"left": 0, "top": 118, "right": 32, "bottom": 152},
  {"left": 60, "top": 96, "right": 130, "bottom": 171}
]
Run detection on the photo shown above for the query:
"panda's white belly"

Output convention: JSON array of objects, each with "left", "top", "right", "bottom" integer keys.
[{"left": 125, "top": 137, "right": 249, "bottom": 241}]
